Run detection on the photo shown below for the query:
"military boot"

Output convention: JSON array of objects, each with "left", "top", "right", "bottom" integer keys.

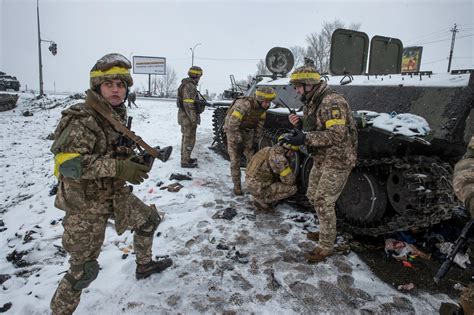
[
  {"left": 189, "top": 158, "right": 198, "bottom": 164},
  {"left": 253, "top": 198, "right": 274, "bottom": 211},
  {"left": 136, "top": 257, "right": 173, "bottom": 280},
  {"left": 304, "top": 247, "right": 333, "bottom": 264}
]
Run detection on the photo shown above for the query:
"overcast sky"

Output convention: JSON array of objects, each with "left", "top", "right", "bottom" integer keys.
[{"left": 1, "top": 0, "right": 473, "bottom": 95}]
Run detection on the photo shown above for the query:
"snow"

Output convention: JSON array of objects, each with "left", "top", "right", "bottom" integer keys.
[
  {"left": 0, "top": 94, "right": 455, "bottom": 314},
  {"left": 257, "top": 72, "right": 471, "bottom": 88},
  {"left": 358, "top": 110, "right": 431, "bottom": 137}
]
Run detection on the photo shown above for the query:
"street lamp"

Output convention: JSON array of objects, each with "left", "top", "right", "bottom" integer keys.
[{"left": 190, "top": 43, "right": 202, "bottom": 66}]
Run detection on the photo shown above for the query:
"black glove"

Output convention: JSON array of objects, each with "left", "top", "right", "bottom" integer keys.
[{"left": 283, "top": 129, "right": 306, "bottom": 146}]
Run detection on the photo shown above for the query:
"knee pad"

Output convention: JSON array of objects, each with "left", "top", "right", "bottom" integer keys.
[{"left": 66, "top": 260, "right": 99, "bottom": 291}]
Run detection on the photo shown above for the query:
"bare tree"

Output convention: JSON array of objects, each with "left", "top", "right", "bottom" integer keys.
[
  {"left": 305, "top": 19, "right": 361, "bottom": 73},
  {"left": 290, "top": 45, "right": 306, "bottom": 68},
  {"left": 256, "top": 59, "right": 271, "bottom": 75},
  {"left": 155, "top": 66, "right": 178, "bottom": 98}
]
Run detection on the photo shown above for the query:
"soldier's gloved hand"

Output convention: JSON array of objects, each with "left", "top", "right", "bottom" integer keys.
[
  {"left": 284, "top": 129, "right": 306, "bottom": 146},
  {"left": 116, "top": 159, "right": 150, "bottom": 184}
]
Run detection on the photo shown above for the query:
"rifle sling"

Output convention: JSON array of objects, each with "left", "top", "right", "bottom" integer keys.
[{"left": 88, "top": 101, "right": 160, "bottom": 159}]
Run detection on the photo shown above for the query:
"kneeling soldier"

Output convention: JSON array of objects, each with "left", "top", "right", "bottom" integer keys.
[{"left": 245, "top": 137, "right": 298, "bottom": 211}]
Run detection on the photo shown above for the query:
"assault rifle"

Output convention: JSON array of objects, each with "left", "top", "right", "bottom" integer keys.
[
  {"left": 87, "top": 100, "right": 172, "bottom": 169},
  {"left": 434, "top": 219, "right": 473, "bottom": 283}
]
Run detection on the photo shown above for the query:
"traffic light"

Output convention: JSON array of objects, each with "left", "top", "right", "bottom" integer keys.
[{"left": 49, "top": 42, "right": 57, "bottom": 56}]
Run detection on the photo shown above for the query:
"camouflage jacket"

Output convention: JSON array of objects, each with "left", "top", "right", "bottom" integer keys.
[
  {"left": 177, "top": 77, "right": 201, "bottom": 126},
  {"left": 246, "top": 145, "right": 296, "bottom": 187},
  {"left": 453, "top": 136, "right": 474, "bottom": 216},
  {"left": 50, "top": 90, "right": 133, "bottom": 215},
  {"left": 223, "top": 96, "right": 266, "bottom": 142},
  {"left": 302, "top": 81, "right": 358, "bottom": 170}
]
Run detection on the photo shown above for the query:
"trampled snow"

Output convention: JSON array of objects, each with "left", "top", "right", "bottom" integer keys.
[{"left": 0, "top": 94, "right": 455, "bottom": 314}]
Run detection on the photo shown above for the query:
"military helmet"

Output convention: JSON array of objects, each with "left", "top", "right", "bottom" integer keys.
[
  {"left": 277, "top": 133, "right": 300, "bottom": 151},
  {"left": 90, "top": 53, "right": 133, "bottom": 90},
  {"left": 188, "top": 66, "right": 203, "bottom": 78},
  {"left": 255, "top": 86, "right": 276, "bottom": 102},
  {"left": 289, "top": 66, "right": 321, "bottom": 85}
]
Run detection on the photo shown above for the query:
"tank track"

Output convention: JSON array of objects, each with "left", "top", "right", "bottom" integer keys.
[
  {"left": 288, "top": 155, "right": 459, "bottom": 237},
  {"left": 338, "top": 156, "right": 459, "bottom": 236},
  {"left": 211, "top": 107, "right": 229, "bottom": 159}
]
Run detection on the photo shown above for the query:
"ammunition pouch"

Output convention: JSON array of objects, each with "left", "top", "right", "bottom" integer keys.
[
  {"left": 196, "top": 100, "right": 207, "bottom": 114},
  {"left": 246, "top": 148, "right": 272, "bottom": 182},
  {"left": 65, "top": 260, "right": 100, "bottom": 291}
]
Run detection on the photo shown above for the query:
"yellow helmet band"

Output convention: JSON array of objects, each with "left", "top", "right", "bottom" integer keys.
[
  {"left": 90, "top": 66, "right": 130, "bottom": 78},
  {"left": 290, "top": 72, "right": 321, "bottom": 82},
  {"left": 255, "top": 90, "right": 276, "bottom": 100}
]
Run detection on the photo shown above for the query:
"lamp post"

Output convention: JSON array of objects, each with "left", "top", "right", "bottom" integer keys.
[{"left": 190, "top": 43, "right": 202, "bottom": 66}]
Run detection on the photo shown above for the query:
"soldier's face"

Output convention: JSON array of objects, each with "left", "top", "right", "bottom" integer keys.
[
  {"left": 293, "top": 84, "right": 305, "bottom": 95},
  {"left": 100, "top": 79, "right": 127, "bottom": 106},
  {"left": 260, "top": 100, "right": 271, "bottom": 109}
]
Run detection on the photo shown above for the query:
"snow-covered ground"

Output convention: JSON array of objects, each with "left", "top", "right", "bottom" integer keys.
[{"left": 0, "top": 94, "right": 455, "bottom": 314}]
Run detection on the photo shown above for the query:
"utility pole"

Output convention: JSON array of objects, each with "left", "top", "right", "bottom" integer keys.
[
  {"left": 447, "top": 23, "right": 459, "bottom": 73},
  {"left": 190, "top": 43, "right": 202, "bottom": 66},
  {"left": 37, "top": 0, "right": 44, "bottom": 96}
]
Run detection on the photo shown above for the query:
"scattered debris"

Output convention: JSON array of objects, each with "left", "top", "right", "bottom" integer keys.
[
  {"left": 397, "top": 283, "right": 415, "bottom": 291},
  {"left": 0, "top": 274, "right": 11, "bottom": 285},
  {"left": 46, "top": 133, "right": 55, "bottom": 140},
  {"left": 169, "top": 173, "right": 192, "bottom": 181},
  {"left": 212, "top": 207, "right": 237, "bottom": 221},
  {"left": 0, "top": 302, "right": 12, "bottom": 313},
  {"left": 159, "top": 182, "right": 184, "bottom": 192},
  {"left": 6, "top": 250, "right": 30, "bottom": 268},
  {"left": 48, "top": 182, "right": 59, "bottom": 196},
  {"left": 22, "top": 110, "right": 33, "bottom": 117},
  {"left": 385, "top": 238, "right": 431, "bottom": 260},
  {"left": 436, "top": 242, "right": 471, "bottom": 269}
]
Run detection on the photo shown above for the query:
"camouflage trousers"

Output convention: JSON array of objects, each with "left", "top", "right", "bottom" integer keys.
[
  {"left": 245, "top": 177, "right": 297, "bottom": 204},
  {"left": 460, "top": 283, "right": 474, "bottom": 315},
  {"left": 306, "top": 163, "right": 351, "bottom": 251},
  {"left": 50, "top": 191, "right": 159, "bottom": 315},
  {"left": 180, "top": 123, "right": 197, "bottom": 163},
  {"left": 226, "top": 129, "right": 255, "bottom": 187}
]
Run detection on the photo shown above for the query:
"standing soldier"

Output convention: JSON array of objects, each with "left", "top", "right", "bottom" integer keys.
[
  {"left": 223, "top": 86, "right": 276, "bottom": 195},
  {"left": 177, "top": 66, "right": 206, "bottom": 168},
  {"left": 245, "top": 138, "right": 298, "bottom": 210},
  {"left": 127, "top": 91, "right": 138, "bottom": 108},
  {"left": 452, "top": 136, "right": 474, "bottom": 315},
  {"left": 50, "top": 53, "right": 172, "bottom": 315},
  {"left": 283, "top": 66, "right": 358, "bottom": 263}
]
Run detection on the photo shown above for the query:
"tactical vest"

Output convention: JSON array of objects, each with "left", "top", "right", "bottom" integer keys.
[{"left": 246, "top": 147, "right": 274, "bottom": 183}]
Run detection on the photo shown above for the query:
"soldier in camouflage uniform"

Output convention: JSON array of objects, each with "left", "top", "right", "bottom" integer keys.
[
  {"left": 223, "top": 86, "right": 276, "bottom": 195},
  {"left": 177, "top": 66, "right": 206, "bottom": 168},
  {"left": 453, "top": 135, "right": 474, "bottom": 315},
  {"left": 284, "top": 66, "right": 358, "bottom": 263},
  {"left": 127, "top": 91, "right": 138, "bottom": 108},
  {"left": 50, "top": 53, "right": 172, "bottom": 315},
  {"left": 245, "top": 138, "right": 298, "bottom": 211}
]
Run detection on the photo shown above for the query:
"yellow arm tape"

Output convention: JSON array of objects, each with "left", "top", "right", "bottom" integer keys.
[
  {"left": 325, "top": 119, "right": 346, "bottom": 128},
  {"left": 255, "top": 90, "right": 276, "bottom": 100},
  {"left": 189, "top": 69, "right": 203, "bottom": 75},
  {"left": 90, "top": 66, "right": 130, "bottom": 78},
  {"left": 231, "top": 110, "right": 244, "bottom": 120},
  {"left": 183, "top": 98, "right": 195, "bottom": 103},
  {"left": 280, "top": 166, "right": 292, "bottom": 177},
  {"left": 290, "top": 72, "right": 321, "bottom": 81},
  {"left": 54, "top": 153, "right": 81, "bottom": 177},
  {"left": 260, "top": 112, "right": 267, "bottom": 119}
]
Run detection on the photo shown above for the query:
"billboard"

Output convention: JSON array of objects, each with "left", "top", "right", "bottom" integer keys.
[
  {"left": 401, "top": 46, "right": 423, "bottom": 72},
  {"left": 133, "top": 56, "right": 166, "bottom": 75}
]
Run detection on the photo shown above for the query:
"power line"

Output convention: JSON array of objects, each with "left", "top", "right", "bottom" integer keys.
[{"left": 196, "top": 57, "right": 260, "bottom": 61}]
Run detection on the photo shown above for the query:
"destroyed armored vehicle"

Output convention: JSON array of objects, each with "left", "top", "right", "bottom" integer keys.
[
  {"left": 211, "top": 31, "right": 474, "bottom": 236},
  {"left": 0, "top": 71, "right": 20, "bottom": 91}
]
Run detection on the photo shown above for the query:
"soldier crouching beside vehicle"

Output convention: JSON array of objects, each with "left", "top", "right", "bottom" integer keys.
[
  {"left": 223, "top": 86, "right": 276, "bottom": 195},
  {"left": 49, "top": 53, "right": 172, "bottom": 315},
  {"left": 245, "top": 137, "right": 299, "bottom": 211},
  {"left": 283, "top": 66, "right": 358, "bottom": 263},
  {"left": 452, "top": 136, "right": 474, "bottom": 315}
]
